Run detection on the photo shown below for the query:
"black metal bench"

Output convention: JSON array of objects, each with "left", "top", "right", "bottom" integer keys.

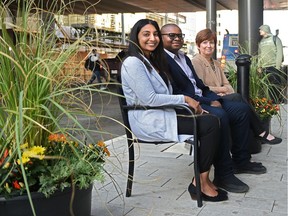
[{"left": 116, "top": 80, "right": 203, "bottom": 207}]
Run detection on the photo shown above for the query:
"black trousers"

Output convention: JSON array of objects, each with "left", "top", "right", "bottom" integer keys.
[{"left": 176, "top": 112, "right": 220, "bottom": 174}]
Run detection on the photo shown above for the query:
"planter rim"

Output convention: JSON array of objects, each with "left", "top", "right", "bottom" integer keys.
[{"left": 0, "top": 185, "right": 92, "bottom": 203}]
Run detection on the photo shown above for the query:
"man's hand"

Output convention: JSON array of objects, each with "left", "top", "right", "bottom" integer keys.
[{"left": 210, "top": 100, "right": 222, "bottom": 108}]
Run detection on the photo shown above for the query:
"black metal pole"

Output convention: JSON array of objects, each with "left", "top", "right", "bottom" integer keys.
[
  {"left": 238, "top": 0, "right": 263, "bottom": 55},
  {"left": 235, "top": 54, "right": 252, "bottom": 101},
  {"left": 206, "top": 0, "right": 217, "bottom": 59}
]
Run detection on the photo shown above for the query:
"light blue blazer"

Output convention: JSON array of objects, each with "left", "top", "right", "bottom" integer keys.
[{"left": 121, "top": 56, "right": 192, "bottom": 142}]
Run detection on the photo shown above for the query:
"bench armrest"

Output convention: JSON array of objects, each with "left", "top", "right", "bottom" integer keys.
[{"left": 122, "top": 104, "right": 195, "bottom": 115}]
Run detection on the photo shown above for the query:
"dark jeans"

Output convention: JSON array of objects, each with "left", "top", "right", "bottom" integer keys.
[
  {"left": 222, "top": 93, "right": 264, "bottom": 136},
  {"left": 263, "top": 67, "right": 286, "bottom": 104},
  {"left": 88, "top": 69, "right": 102, "bottom": 85}
]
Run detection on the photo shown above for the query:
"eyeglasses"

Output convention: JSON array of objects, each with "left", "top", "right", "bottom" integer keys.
[{"left": 161, "top": 33, "right": 185, "bottom": 40}]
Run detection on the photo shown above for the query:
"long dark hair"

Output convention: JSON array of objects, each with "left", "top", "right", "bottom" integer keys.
[{"left": 127, "top": 19, "right": 168, "bottom": 74}]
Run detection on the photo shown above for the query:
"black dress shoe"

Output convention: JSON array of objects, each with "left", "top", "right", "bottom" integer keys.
[
  {"left": 258, "top": 131, "right": 282, "bottom": 144},
  {"left": 188, "top": 183, "right": 228, "bottom": 202},
  {"left": 234, "top": 161, "right": 267, "bottom": 174},
  {"left": 213, "top": 174, "right": 249, "bottom": 193}
]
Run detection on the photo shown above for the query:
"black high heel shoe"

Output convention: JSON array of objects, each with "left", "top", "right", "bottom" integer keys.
[
  {"left": 188, "top": 183, "right": 228, "bottom": 202},
  {"left": 191, "top": 177, "right": 227, "bottom": 195},
  {"left": 217, "top": 188, "right": 228, "bottom": 195}
]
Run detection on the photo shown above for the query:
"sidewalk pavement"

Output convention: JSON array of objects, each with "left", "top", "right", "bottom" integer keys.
[{"left": 91, "top": 99, "right": 287, "bottom": 216}]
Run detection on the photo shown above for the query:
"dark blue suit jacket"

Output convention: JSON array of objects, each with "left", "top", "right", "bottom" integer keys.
[{"left": 166, "top": 53, "right": 221, "bottom": 105}]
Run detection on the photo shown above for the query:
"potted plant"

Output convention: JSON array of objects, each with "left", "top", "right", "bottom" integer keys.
[
  {"left": 249, "top": 97, "right": 280, "bottom": 132},
  {"left": 0, "top": 1, "right": 111, "bottom": 215},
  {"left": 0, "top": 135, "right": 110, "bottom": 215}
]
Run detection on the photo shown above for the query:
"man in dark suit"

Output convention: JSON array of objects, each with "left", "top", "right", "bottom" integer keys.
[{"left": 161, "top": 24, "right": 266, "bottom": 193}]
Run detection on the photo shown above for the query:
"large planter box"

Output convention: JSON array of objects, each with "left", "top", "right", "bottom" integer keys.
[{"left": 0, "top": 184, "right": 93, "bottom": 216}]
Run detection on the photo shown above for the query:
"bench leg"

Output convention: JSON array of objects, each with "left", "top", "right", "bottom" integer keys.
[
  {"left": 193, "top": 140, "right": 203, "bottom": 207},
  {"left": 126, "top": 139, "right": 135, "bottom": 197}
]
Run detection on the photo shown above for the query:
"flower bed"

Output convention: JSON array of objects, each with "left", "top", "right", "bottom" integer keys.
[
  {"left": 0, "top": 134, "right": 109, "bottom": 198},
  {"left": 250, "top": 97, "right": 280, "bottom": 121}
]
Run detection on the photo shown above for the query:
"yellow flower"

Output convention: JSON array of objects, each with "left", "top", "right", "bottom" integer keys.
[
  {"left": 17, "top": 145, "right": 46, "bottom": 164},
  {"left": 30, "top": 146, "right": 46, "bottom": 156},
  {"left": 20, "top": 143, "right": 29, "bottom": 149},
  {"left": 3, "top": 162, "right": 10, "bottom": 169},
  {"left": 19, "top": 182, "right": 25, "bottom": 188},
  {"left": 4, "top": 183, "right": 11, "bottom": 193},
  {"left": 17, "top": 156, "right": 30, "bottom": 165}
]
